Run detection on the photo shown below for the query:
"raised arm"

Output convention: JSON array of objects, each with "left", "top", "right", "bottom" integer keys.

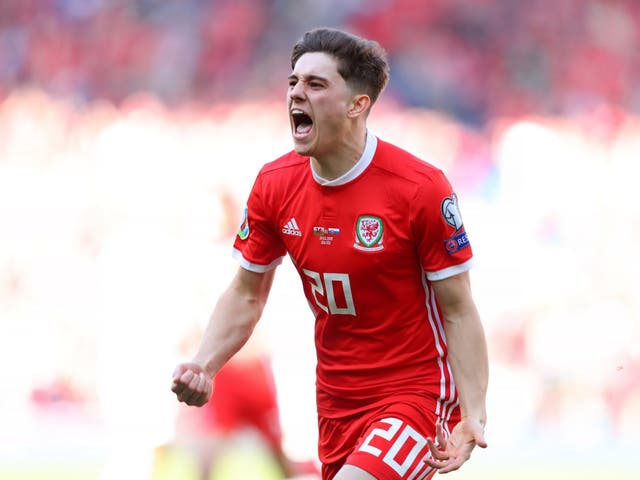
[
  {"left": 171, "top": 266, "right": 276, "bottom": 406},
  {"left": 427, "top": 270, "right": 489, "bottom": 473}
]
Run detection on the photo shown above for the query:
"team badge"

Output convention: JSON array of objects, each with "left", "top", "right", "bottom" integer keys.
[
  {"left": 237, "top": 207, "right": 249, "bottom": 240},
  {"left": 354, "top": 215, "right": 384, "bottom": 251},
  {"left": 441, "top": 193, "right": 470, "bottom": 254}
]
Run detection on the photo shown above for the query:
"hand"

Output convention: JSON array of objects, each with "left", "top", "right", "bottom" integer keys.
[
  {"left": 425, "top": 417, "right": 487, "bottom": 474},
  {"left": 171, "top": 362, "right": 213, "bottom": 406}
]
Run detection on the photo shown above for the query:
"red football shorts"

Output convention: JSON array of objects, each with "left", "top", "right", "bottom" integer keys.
[{"left": 319, "top": 395, "right": 460, "bottom": 480}]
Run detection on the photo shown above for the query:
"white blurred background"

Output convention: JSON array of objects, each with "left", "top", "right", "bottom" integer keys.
[{"left": 0, "top": 1, "right": 639, "bottom": 479}]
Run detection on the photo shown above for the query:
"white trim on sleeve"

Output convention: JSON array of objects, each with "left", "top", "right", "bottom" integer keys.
[
  {"left": 232, "top": 248, "right": 284, "bottom": 272},
  {"left": 425, "top": 258, "right": 474, "bottom": 281}
]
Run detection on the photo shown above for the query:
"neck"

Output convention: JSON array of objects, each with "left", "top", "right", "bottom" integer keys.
[{"left": 311, "top": 125, "right": 367, "bottom": 181}]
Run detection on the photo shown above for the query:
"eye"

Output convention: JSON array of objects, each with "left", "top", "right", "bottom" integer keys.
[{"left": 288, "top": 78, "right": 297, "bottom": 87}]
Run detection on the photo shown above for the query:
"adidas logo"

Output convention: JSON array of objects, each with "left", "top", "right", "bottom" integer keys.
[{"left": 282, "top": 217, "right": 302, "bottom": 236}]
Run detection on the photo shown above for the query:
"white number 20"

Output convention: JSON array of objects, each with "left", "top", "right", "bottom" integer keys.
[
  {"left": 358, "top": 417, "right": 431, "bottom": 479},
  {"left": 302, "top": 269, "right": 356, "bottom": 315}
]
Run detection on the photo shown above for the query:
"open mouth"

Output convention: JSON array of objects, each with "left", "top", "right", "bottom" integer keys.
[{"left": 291, "top": 109, "right": 313, "bottom": 136}]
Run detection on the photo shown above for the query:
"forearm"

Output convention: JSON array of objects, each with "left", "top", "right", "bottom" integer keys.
[
  {"left": 192, "top": 272, "right": 270, "bottom": 378},
  {"left": 443, "top": 304, "right": 488, "bottom": 424}
]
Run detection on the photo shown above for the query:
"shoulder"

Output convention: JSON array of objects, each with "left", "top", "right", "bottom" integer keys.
[
  {"left": 258, "top": 150, "right": 308, "bottom": 178},
  {"left": 373, "top": 138, "right": 449, "bottom": 188},
  {"left": 250, "top": 151, "right": 309, "bottom": 202}
]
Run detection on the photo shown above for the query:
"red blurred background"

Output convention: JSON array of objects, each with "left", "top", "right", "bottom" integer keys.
[{"left": 0, "top": 1, "right": 638, "bottom": 479}]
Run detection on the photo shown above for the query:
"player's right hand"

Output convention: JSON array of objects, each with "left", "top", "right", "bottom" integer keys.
[{"left": 171, "top": 362, "right": 213, "bottom": 407}]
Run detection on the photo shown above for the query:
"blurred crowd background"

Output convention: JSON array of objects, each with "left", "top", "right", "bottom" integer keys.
[
  {"left": 2, "top": 0, "right": 639, "bottom": 123},
  {"left": 1, "top": 1, "right": 639, "bottom": 479}
]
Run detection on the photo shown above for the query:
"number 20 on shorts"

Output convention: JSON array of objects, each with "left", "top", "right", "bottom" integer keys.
[{"left": 358, "top": 417, "right": 434, "bottom": 480}]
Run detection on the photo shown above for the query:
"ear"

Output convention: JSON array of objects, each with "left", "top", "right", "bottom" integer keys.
[{"left": 347, "top": 94, "right": 371, "bottom": 119}]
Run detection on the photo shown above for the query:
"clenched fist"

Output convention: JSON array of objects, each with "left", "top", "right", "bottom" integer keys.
[{"left": 171, "top": 362, "right": 213, "bottom": 406}]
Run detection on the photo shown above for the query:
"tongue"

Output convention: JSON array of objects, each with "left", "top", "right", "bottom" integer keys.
[{"left": 296, "top": 123, "right": 312, "bottom": 134}]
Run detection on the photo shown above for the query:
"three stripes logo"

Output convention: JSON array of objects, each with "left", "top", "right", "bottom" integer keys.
[{"left": 282, "top": 217, "right": 302, "bottom": 236}]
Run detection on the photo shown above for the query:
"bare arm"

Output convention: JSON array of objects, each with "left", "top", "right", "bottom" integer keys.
[
  {"left": 171, "top": 266, "right": 276, "bottom": 406},
  {"left": 194, "top": 266, "right": 275, "bottom": 377},
  {"left": 426, "top": 270, "right": 488, "bottom": 473},
  {"left": 433, "top": 270, "right": 488, "bottom": 424}
]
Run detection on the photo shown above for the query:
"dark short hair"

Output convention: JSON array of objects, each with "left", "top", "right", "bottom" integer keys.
[{"left": 291, "top": 28, "right": 390, "bottom": 105}]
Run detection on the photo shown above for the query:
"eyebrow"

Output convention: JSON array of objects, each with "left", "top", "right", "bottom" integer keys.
[{"left": 288, "top": 73, "right": 329, "bottom": 83}]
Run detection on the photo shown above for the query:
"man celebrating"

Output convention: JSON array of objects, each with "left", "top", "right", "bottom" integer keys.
[{"left": 172, "top": 28, "right": 488, "bottom": 480}]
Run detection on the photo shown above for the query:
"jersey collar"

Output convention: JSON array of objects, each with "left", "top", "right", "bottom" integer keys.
[{"left": 311, "top": 131, "right": 378, "bottom": 186}]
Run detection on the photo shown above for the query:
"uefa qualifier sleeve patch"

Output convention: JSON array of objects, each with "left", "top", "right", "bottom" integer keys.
[
  {"left": 441, "top": 194, "right": 470, "bottom": 254},
  {"left": 237, "top": 207, "right": 249, "bottom": 240}
]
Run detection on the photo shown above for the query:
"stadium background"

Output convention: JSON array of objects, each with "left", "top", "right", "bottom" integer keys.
[{"left": 0, "top": 0, "right": 639, "bottom": 479}]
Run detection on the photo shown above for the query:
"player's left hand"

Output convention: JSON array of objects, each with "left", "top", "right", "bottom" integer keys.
[{"left": 425, "top": 417, "right": 487, "bottom": 474}]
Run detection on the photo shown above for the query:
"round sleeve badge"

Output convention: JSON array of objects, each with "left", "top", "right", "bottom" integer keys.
[
  {"left": 441, "top": 193, "right": 463, "bottom": 230},
  {"left": 237, "top": 207, "right": 250, "bottom": 240}
]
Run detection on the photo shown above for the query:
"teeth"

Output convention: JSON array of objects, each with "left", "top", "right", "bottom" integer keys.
[{"left": 291, "top": 109, "right": 304, "bottom": 115}]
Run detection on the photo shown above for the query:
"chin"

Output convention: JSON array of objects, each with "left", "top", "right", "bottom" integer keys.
[
  {"left": 292, "top": 139, "right": 314, "bottom": 157},
  {"left": 294, "top": 146, "right": 311, "bottom": 156}
]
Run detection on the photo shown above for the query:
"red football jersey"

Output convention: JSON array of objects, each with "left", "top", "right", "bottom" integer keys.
[{"left": 233, "top": 134, "right": 473, "bottom": 422}]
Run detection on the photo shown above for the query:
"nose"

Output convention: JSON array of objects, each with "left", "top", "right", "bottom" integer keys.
[{"left": 289, "top": 81, "right": 305, "bottom": 102}]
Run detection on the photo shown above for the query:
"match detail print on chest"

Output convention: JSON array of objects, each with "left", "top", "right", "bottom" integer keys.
[{"left": 313, "top": 191, "right": 341, "bottom": 247}]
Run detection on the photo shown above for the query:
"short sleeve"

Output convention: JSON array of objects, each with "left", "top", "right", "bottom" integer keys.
[
  {"left": 411, "top": 169, "right": 473, "bottom": 281},
  {"left": 232, "top": 174, "right": 286, "bottom": 272}
]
